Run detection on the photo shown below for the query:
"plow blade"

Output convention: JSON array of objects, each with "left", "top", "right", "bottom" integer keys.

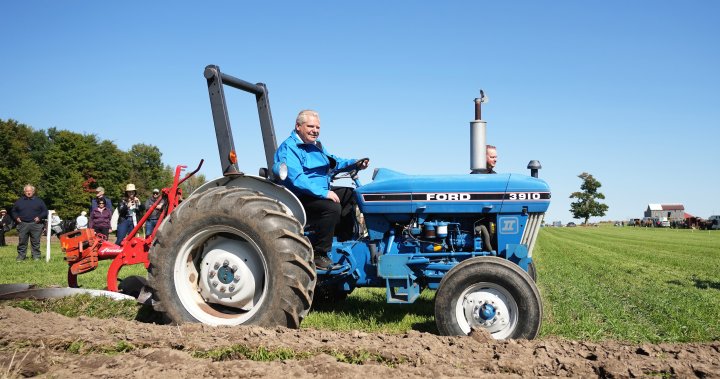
[{"left": 0, "top": 284, "right": 135, "bottom": 301}]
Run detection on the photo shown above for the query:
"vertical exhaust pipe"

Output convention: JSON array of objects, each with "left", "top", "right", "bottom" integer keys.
[{"left": 470, "top": 90, "right": 488, "bottom": 174}]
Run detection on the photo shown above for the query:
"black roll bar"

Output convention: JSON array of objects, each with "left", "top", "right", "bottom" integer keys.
[{"left": 204, "top": 64, "right": 277, "bottom": 177}]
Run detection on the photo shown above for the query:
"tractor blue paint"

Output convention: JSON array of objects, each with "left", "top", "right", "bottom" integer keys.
[
  {"left": 202, "top": 65, "right": 550, "bottom": 338},
  {"left": 217, "top": 266, "right": 234, "bottom": 285},
  {"left": 321, "top": 169, "right": 550, "bottom": 303},
  {"left": 479, "top": 303, "right": 496, "bottom": 320}
]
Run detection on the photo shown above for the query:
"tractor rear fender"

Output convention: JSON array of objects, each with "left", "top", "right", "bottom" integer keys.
[{"left": 190, "top": 175, "right": 306, "bottom": 227}]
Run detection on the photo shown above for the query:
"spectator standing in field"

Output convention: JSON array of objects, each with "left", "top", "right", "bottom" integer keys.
[
  {"left": 0, "top": 209, "right": 12, "bottom": 246},
  {"left": 76, "top": 211, "right": 88, "bottom": 230},
  {"left": 88, "top": 199, "right": 112, "bottom": 237},
  {"left": 90, "top": 187, "right": 113, "bottom": 213},
  {"left": 144, "top": 188, "right": 165, "bottom": 236},
  {"left": 11, "top": 184, "right": 48, "bottom": 261},
  {"left": 486, "top": 145, "right": 498, "bottom": 174},
  {"left": 115, "top": 183, "right": 144, "bottom": 245},
  {"left": 49, "top": 213, "right": 64, "bottom": 236}
]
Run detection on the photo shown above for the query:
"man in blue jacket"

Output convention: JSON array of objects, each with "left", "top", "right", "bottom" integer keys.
[
  {"left": 274, "top": 110, "right": 369, "bottom": 270},
  {"left": 11, "top": 184, "right": 48, "bottom": 261}
]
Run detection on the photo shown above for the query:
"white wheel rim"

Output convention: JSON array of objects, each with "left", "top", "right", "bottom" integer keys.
[
  {"left": 454, "top": 282, "right": 519, "bottom": 340},
  {"left": 173, "top": 226, "right": 268, "bottom": 325}
]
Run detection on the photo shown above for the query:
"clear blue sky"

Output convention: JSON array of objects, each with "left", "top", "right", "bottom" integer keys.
[{"left": 2, "top": 1, "right": 719, "bottom": 223}]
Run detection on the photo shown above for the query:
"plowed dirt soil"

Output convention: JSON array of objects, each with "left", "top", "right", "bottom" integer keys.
[{"left": 1, "top": 307, "right": 719, "bottom": 378}]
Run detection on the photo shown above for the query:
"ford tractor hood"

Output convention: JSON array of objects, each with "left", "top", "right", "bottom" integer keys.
[{"left": 356, "top": 168, "right": 550, "bottom": 215}]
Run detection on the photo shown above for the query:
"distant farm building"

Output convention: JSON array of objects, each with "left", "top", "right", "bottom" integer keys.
[{"left": 644, "top": 204, "right": 685, "bottom": 221}]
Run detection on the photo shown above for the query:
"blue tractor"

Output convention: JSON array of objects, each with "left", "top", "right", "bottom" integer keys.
[{"left": 147, "top": 65, "right": 551, "bottom": 340}]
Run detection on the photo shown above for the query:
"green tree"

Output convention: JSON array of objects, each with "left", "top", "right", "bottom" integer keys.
[
  {"left": 42, "top": 129, "right": 99, "bottom": 218},
  {"left": 0, "top": 119, "right": 172, "bottom": 220},
  {"left": 91, "top": 140, "right": 132, "bottom": 202},
  {"left": 569, "top": 172, "right": 609, "bottom": 225},
  {"left": 180, "top": 172, "right": 207, "bottom": 196},
  {"left": 127, "top": 144, "right": 173, "bottom": 196},
  {"left": 0, "top": 119, "right": 47, "bottom": 209}
]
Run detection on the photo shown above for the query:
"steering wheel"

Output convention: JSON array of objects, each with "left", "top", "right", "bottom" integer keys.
[{"left": 331, "top": 157, "right": 369, "bottom": 181}]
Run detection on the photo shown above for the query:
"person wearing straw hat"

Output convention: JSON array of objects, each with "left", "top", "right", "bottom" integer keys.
[{"left": 115, "top": 183, "right": 144, "bottom": 245}]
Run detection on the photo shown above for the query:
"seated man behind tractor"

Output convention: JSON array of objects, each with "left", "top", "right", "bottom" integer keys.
[{"left": 274, "top": 110, "right": 369, "bottom": 270}]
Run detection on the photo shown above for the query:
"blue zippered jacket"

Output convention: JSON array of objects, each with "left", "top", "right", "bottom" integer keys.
[{"left": 274, "top": 131, "right": 357, "bottom": 198}]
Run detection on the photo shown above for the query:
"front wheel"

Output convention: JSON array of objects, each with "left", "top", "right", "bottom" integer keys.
[
  {"left": 527, "top": 261, "right": 537, "bottom": 282},
  {"left": 148, "top": 187, "right": 316, "bottom": 327},
  {"left": 434, "top": 257, "right": 542, "bottom": 340}
]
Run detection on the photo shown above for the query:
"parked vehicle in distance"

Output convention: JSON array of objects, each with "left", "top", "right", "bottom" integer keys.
[
  {"left": 552, "top": 221, "right": 563, "bottom": 227},
  {"left": 709, "top": 215, "right": 720, "bottom": 230},
  {"left": 566, "top": 222, "right": 577, "bottom": 227},
  {"left": 641, "top": 217, "right": 657, "bottom": 227}
]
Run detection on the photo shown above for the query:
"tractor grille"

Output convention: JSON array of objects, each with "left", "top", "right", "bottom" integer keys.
[{"left": 521, "top": 213, "right": 544, "bottom": 257}]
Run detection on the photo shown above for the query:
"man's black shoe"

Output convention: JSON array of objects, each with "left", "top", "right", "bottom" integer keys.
[
  {"left": 313, "top": 255, "right": 341, "bottom": 271},
  {"left": 32, "top": 257, "right": 41, "bottom": 261},
  {"left": 16, "top": 256, "right": 26, "bottom": 262}
]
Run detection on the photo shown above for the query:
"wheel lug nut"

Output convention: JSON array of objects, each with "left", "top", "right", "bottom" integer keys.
[
  {"left": 223, "top": 259, "right": 229, "bottom": 267},
  {"left": 234, "top": 274, "right": 241, "bottom": 282},
  {"left": 213, "top": 262, "right": 220, "bottom": 270},
  {"left": 212, "top": 281, "right": 218, "bottom": 287},
  {"left": 231, "top": 265, "right": 238, "bottom": 273},
  {"left": 208, "top": 270, "right": 216, "bottom": 278},
  {"left": 219, "top": 286, "right": 226, "bottom": 293},
  {"left": 229, "top": 285, "right": 235, "bottom": 292}
]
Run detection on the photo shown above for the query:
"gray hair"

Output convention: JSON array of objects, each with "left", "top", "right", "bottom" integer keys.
[
  {"left": 23, "top": 184, "right": 36, "bottom": 192},
  {"left": 295, "top": 110, "right": 319, "bottom": 126}
]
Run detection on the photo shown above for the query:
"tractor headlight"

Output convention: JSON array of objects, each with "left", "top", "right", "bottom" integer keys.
[{"left": 272, "top": 162, "right": 288, "bottom": 181}]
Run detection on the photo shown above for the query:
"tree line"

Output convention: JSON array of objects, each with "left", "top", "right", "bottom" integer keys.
[{"left": 0, "top": 119, "right": 205, "bottom": 220}]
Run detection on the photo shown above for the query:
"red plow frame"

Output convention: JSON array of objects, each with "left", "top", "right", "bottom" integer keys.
[{"left": 60, "top": 161, "right": 203, "bottom": 291}]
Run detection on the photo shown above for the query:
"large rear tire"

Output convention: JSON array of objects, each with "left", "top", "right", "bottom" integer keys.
[
  {"left": 435, "top": 256, "right": 542, "bottom": 340},
  {"left": 148, "top": 187, "right": 316, "bottom": 327}
]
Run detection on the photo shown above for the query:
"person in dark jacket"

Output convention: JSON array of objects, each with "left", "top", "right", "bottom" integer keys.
[
  {"left": 11, "top": 184, "right": 48, "bottom": 261},
  {"left": 0, "top": 209, "right": 13, "bottom": 246},
  {"left": 90, "top": 186, "right": 113, "bottom": 213},
  {"left": 88, "top": 199, "right": 112, "bottom": 237},
  {"left": 115, "top": 183, "right": 144, "bottom": 245},
  {"left": 144, "top": 188, "right": 165, "bottom": 236}
]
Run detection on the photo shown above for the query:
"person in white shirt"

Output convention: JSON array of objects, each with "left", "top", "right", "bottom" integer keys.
[{"left": 76, "top": 211, "right": 88, "bottom": 230}]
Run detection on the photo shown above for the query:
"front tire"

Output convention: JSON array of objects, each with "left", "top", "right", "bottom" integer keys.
[
  {"left": 435, "top": 257, "right": 542, "bottom": 340},
  {"left": 527, "top": 261, "right": 537, "bottom": 282},
  {"left": 148, "top": 187, "right": 316, "bottom": 327}
]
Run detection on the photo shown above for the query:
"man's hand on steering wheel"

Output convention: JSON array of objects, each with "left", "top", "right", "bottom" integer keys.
[
  {"left": 356, "top": 158, "right": 370, "bottom": 171},
  {"left": 331, "top": 157, "right": 370, "bottom": 181}
]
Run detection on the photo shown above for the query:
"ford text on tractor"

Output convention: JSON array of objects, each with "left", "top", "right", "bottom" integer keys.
[{"left": 68, "top": 65, "right": 551, "bottom": 340}]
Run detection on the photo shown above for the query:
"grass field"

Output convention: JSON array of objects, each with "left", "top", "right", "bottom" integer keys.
[
  {"left": 1, "top": 226, "right": 719, "bottom": 342},
  {"left": 536, "top": 226, "right": 720, "bottom": 342}
]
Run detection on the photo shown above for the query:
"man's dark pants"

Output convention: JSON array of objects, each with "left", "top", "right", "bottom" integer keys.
[
  {"left": 146, "top": 219, "right": 158, "bottom": 236},
  {"left": 299, "top": 187, "right": 357, "bottom": 255},
  {"left": 16, "top": 222, "right": 43, "bottom": 259}
]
